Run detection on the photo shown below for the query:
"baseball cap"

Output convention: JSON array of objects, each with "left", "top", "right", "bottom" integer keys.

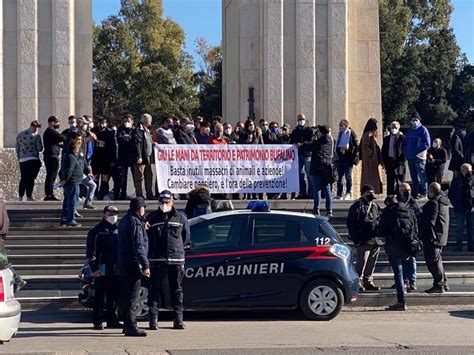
[
  {"left": 159, "top": 190, "right": 173, "bottom": 202},
  {"left": 361, "top": 184, "right": 375, "bottom": 194},
  {"left": 103, "top": 205, "right": 119, "bottom": 214},
  {"left": 31, "top": 120, "right": 42, "bottom": 128},
  {"left": 130, "top": 197, "right": 146, "bottom": 210}
]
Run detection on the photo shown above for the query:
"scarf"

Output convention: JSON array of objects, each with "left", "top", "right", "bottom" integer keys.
[{"left": 337, "top": 128, "right": 351, "bottom": 149}]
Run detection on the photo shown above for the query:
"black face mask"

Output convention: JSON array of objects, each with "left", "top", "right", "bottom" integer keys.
[
  {"left": 465, "top": 172, "right": 472, "bottom": 179},
  {"left": 366, "top": 193, "right": 375, "bottom": 202}
]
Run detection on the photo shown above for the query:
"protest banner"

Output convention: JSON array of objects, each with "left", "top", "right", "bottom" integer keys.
[{"left": 154, "top": 144, "right": 300, "bottom": 194}]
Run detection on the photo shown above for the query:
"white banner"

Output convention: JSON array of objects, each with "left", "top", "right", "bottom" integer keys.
[{"left": 154, "top": 144, "right": 300, "bottom": 194}]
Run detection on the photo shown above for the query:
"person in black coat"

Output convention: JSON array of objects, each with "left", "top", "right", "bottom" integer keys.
[
  {"left": 114, "top": 114, "right": 135, "bottom": 200},
  {"left": 131, "top": 114, "right": 154, "bottom": 200},
  {"left": 421, "top": 183, "right": 450, "bottom": 293},
  {"left": 87, "top": 206, "right": 121, "bottom": 330},
  {"left": 309, "top": 125, "right": 334, "bottom": 216},
  {"left": 448, "top": 124, "right": 467, "bottom": 177},
  {"left": 146, "top": 190, "right": 190, "bottom": 330},
  {"left": 43, "top": 116, "right": 66, "bottom": 201},
  {"left": 91, "top": 117, "right": 117, "bottom": 200},
  {"left": 238, "top": 119, "right": 263, "bottom": 144},
  {"left": 334, "top": 119, "right": 360, "bottom": 200},
  {"left": 382, "top": 121, "right": 406, "bottom": 196},
  {"left": 426, "top": 138, "right": 448, "bottom": 185},
  {"left": 174, "top": 117, "right": 197, "bottom": 144},
  {"left": 184, "top": 185, "right": 218, "bottom": 218},
  {"left": 117, "top": 197, "right": 150, "bottom": 337},
  {"left": 259, "top": 118, "right": 277, "bottom": 144},
  {"left": 277, "top": 124, "right": 292, "bottom": 144},
  {"left": 380, "top": 196, "right": 418, "bottom": 311}
]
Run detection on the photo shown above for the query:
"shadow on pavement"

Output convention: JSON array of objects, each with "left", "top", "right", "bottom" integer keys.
[{"left": 448, "top": 310, "right": 474, "bottom": 319}]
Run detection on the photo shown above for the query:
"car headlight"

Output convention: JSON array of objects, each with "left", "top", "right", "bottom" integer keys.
[{"left": 330, "top": 244, "right": 351, "bottom": 260}]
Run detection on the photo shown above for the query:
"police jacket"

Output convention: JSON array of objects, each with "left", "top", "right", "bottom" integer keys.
[
  {"left": 146, "top": 207, "right": 190, "bottom": 265},
  {"left": 86, "top": 219, "right": 118, "bottom": 259},
  {"left": 117, "top": 210, "right": 149, "bottom": 268},
  {"left": 347, "top": 198, "right": 381, "bottom": 245},
  {"left": 86, "top": 220, "right": 119, "bottom": 275},
  {"left": 421, "top": 192, "right": 450, "bottom": 246},
  {"left": 380, "top": 202, "right": 417, "bottom": 259},
  {"left": 448, "top": 174, "right": 474, "bottom": 213}
]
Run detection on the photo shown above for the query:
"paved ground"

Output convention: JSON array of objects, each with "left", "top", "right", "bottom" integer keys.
[{"left": 1, "top": 307, "right": 474, "bottom": 354}]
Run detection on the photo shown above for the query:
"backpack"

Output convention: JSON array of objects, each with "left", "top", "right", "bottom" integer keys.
[{"left": 394, "top": 203, "right": 422, "bottom": 255}]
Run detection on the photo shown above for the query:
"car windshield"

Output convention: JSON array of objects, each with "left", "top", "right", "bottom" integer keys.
[{"left": 318, "top": 221, "right": 344, "bottom": 243}]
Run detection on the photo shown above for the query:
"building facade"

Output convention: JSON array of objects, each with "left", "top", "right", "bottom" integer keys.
[{"left": 222, "top": 0, "right": 382, "bottom": 135}]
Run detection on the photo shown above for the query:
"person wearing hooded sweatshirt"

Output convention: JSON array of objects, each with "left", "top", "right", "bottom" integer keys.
[
  {"left": 146, "top": 190, "right": 190, "bottom": 330},
  {"left": 448, "top": 123, "right": 467, "bottom": 177},
  {"left": 184, "top": 184, "right": 218, "bottom": 218},
  {"left": 403, "top": 112, "right": 431, "bottom": 199},
  {"left": 421, "top": 182, "right": 450, "bottom": 293},
  {"left": 87, "top": 206, "right": 121, "bottom": 330}
]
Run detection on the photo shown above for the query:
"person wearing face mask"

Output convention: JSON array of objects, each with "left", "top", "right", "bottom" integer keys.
[
  {"left": 114, "top": 114, "right": 135, "bottom": 200},
  {"left": 239, "top": 119, "right": 263, "bottom": 144},
  {"left": 15, "top": 120, "right": 44, "bottom": 201},
  {"left": 403, "top": 112, "right": 431, "bottom": 199},
  {"left": 86, "top": 206, "right": 121, "bottom": 330},
  {"left": 232, "top": 121, "right": 244, "bottom": 143},
  {"left": 382, "top": 121, "right": 406, "bottom": 196},
  {"left": 174, "top": 117, "right": 197, "bottom": 144},
  {"left": 209, "top": 123, "right": 228, "bottom": 145},
  {"left": 132, "top": 114, "right": 155, "bottom": 200},
  {"left": 347, "top": 184, "right": 382, "bottom": 291},
  {"left": 290, "top": 114, "right": 314, "bottom": 199},
  {"left": 259, "top": 119, "right": 277, "bottom": 144},
  {"left": 43, "top": 116, "right": 66, "bottom": 201},
  {"left": 193, "top": 116, "right": 204, "bottom": 137},
  {"left": 421, "top": 183, "right": 450, "bottom": 293},
  {"left": 334, "top": 119, "right": 360, "bottom": 201},
  {"left": 396, "top": 183, "right": 422, "bottom": 292},
  {"left": 146, "top": 191, "right": 190, "bottom": 330},
  {"left": 62, "top": 115, "right": 79, "bottom": 148},
  {"left": 118, "top": 197, "right": 150, "bottom": 336},
  {"left": 277, "top": 124, "right": 291, "bottom": 144},
  {"left": 448, "top": 163, "right": 474, "bottom": 252},
  {"left": 448, "top": 123, "right": 467, "bottom": 178},
  {"left": 426, "top": 138, "right": 448, "bottom": 185},
  {"left": 223, "top": 122, "right": 234, "bottom": 143},
  {"left": 91, "top": 117, "right": 117, "bottom": 200},
  {"left": 154, "top": 117, "right": 177, "bottom": 145},
  {"left": 196, "top": 121, "right": 213, "bottom": 144}
]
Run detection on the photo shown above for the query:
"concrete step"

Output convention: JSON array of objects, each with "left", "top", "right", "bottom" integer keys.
[
  {"left": 4, "top": 235, "right": 86, "bottom": 245},
  {"left": 12, "top": 264, "right": 82, "bottom": 275},
  {"left": 5, "top": 244, "right": 85, "bottom": 254}
]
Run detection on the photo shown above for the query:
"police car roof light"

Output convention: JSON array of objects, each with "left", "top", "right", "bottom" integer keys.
[{"left": 247, "top": 200, "right": 271, "bottom": 212}]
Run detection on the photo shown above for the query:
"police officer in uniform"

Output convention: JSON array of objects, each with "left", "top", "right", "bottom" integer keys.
[
  {"left": 146, "top": 190, "right": 190, "bottom": 330},
  {"left": 117, "top": 197, "right": 150, "bottom": 336},
  {"left": 87, "top": 206, "right": 121, "bottom": 330}
]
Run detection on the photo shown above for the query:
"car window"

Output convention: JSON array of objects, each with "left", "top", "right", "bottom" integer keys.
[
  {"left": 318, "top": 221, "right": 344, "bottom": 243},
  {"left": 252, "top": 218, "right": 306, "bottom": 244},
  {"left": 190, "top": 218, "right": 243, "bottom": 249}
]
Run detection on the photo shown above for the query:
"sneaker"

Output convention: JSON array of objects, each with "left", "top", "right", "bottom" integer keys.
[
  {"left": 74, "top": 211, "right": 82, "bottom": 218},
  {"left": 51, "top": 195, "right": 61, "bottom": 201},
  {"left": 67, "top": 223, "right": 82, "bottom": 228},
  {"left": 83, "top": 204, "right": 96, "bottom": 210},
  {"left": 124, "top": 328, "right": 147, "bottom": 337},
  {"left": 173, "top": 321, "right": 185, "bottom": 330},
  {"left": 425, "top": 286, "right": 445, "bottom": 294},
  {"left": 312, "top": 209, "right": 320, "bottom": 216},
  {"left": 326, "top": 210, "right": 333, "bottom": 217},
  {"left": 344, "top": 193, "right": 352, "bottom": 201},
  {"left": 149, "top": 322, "right": 158, "bottom": 330},
  {"left": 443, "top": 284, "right": 449, "bottom": 292},
  {"left": 14, "top": 279, "right": 27, "bottom": 293},
  {"left": 334, "top": 195, "right": 342, "bottom": 200},
  {"left": 26, "top": 197, "right": 35, "bottom": 201},
  {"left": 93, "top": 324, "right": 104, "bottom": 330},
  {"left": 19, "top": 196, "right": 24, "bottom": 202},
  {"left": 386, "top": 302, "right": 407, "bottom": 311},
  {"left": 363, "top": 282, "right": 380, "bottom": 291}
]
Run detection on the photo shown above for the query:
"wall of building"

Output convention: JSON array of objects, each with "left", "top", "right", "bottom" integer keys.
[{"left": 0, "top": 0, "right": 92, "bottom": 149}]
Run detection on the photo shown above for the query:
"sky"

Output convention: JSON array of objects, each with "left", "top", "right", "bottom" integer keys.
[{"left": 93, "top": 0, "right": 473, "bottom": 63}]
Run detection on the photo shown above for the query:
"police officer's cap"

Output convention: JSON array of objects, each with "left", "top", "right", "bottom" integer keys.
[
  {"left": 130, "top": 197, "right": 146, "bottom": 210},
  {"left": 103, "top": 205, "right": 119, "bottom": 214},
  {"left": 159, "top": 190, "right": 173, "bottom": 202}
]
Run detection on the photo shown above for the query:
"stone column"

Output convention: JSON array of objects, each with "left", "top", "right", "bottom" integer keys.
[
  {"left": 0, "top": 0, "right": 4, "bottom": 148},
  {"left": 52, "top": 0, "right": 75, "bottom": 121},
  {"left": 17, "top": 0, "right": 38, "bottom": 130},
  {"left": 261, "top": 0, "right": 284, "bottom": 123},
  {"left": 327, "top": 0, "right": 347, "bottom": 128},
  {"left": 74, "top": 0, "right": 93, "bottom": 116},
  {"left": 295, "top": 0, "right": 316, "bottom": 125}
]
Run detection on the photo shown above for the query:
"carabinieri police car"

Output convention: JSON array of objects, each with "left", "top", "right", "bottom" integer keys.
[{"left": 182, "top": 201, "right": 359, "bottom": 321}]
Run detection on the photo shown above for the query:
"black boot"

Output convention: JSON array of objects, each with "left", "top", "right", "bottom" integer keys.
[{"left": 149, "top": 317, "right": 158, "bottom": 330}]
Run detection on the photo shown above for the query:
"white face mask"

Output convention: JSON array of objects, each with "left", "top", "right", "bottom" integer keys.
[
  {"left": 297, "top": 120, "right": 305, "bottom": 127},
  {"left": 391, "top": 128, "right": 399, "bottom": 135},
  {"left": 224, "top": 128, "right": 232, "bottom": 135},
  {"left": 186, "top": 124, "right": 195, "bottom": 133},
  {"left": 70, "top": 123, "right": 77, "bottom": 128},
  {"left": 159, "top": 203, "right": 172, "bottom": 213},
  {"left": 105, "top": 215, "right": 118, "bottom": 225},
  {"left": 124, "top": 122, "right": 132, "bottom": 128},
  {"left": 89, "top": 122, "right": 94, "bottom": 129}
]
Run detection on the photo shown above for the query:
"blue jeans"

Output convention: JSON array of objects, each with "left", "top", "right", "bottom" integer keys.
[
  {"left": 389, "top": 256, "right": 406, "bottom": 305},
  {"left": 402, "top": 256, "right": 416, "bottom": 284},
  {"left": 311, "top": 174, "right": 332, "bottom": 213},
  {"left": 455, "top": 210, "right": 474, "bottom": 251},
  {"left": 298, "top": 156, "right": 312, "bottom": 197},
  {"left": 82, "top": 175, "right": 97, "bottom": 206},
  {"left": 61, "top": 184, "right": 80, "bottom": 224},
  {"left": 336, "top": 161, "right": 352, "bottom": 197},
  {"left": 407, "top": 157, "right": 427, "bottom": 197}
]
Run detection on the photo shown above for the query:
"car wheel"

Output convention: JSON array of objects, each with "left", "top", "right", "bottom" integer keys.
[
  {"left": 300, "top": 279, "right": 344, "bottom": 321},
  {"left": 135, "top": 286, "right": 149, "bottom": 321}
]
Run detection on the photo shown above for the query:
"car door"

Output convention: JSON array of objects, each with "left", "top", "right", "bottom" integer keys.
[
  {"left": 183, "top": 215, "right": 250, "bottom": 308},
  {"left": 236, "top": 214, "right": 314, "bottom": 307}
]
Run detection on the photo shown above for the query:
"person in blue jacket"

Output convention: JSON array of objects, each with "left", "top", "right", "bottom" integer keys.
[{"left": 403, "top": 112, "right": 431, "bottom": 199}]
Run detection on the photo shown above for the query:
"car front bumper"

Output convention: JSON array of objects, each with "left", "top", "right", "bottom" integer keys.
[{"left": 0, "top": 300, "right": 21, "bottom": 342}]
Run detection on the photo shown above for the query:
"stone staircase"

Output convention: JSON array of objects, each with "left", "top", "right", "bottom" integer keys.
[{"left": 4, "top": 200, "right": 474, "bottom": 308}]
